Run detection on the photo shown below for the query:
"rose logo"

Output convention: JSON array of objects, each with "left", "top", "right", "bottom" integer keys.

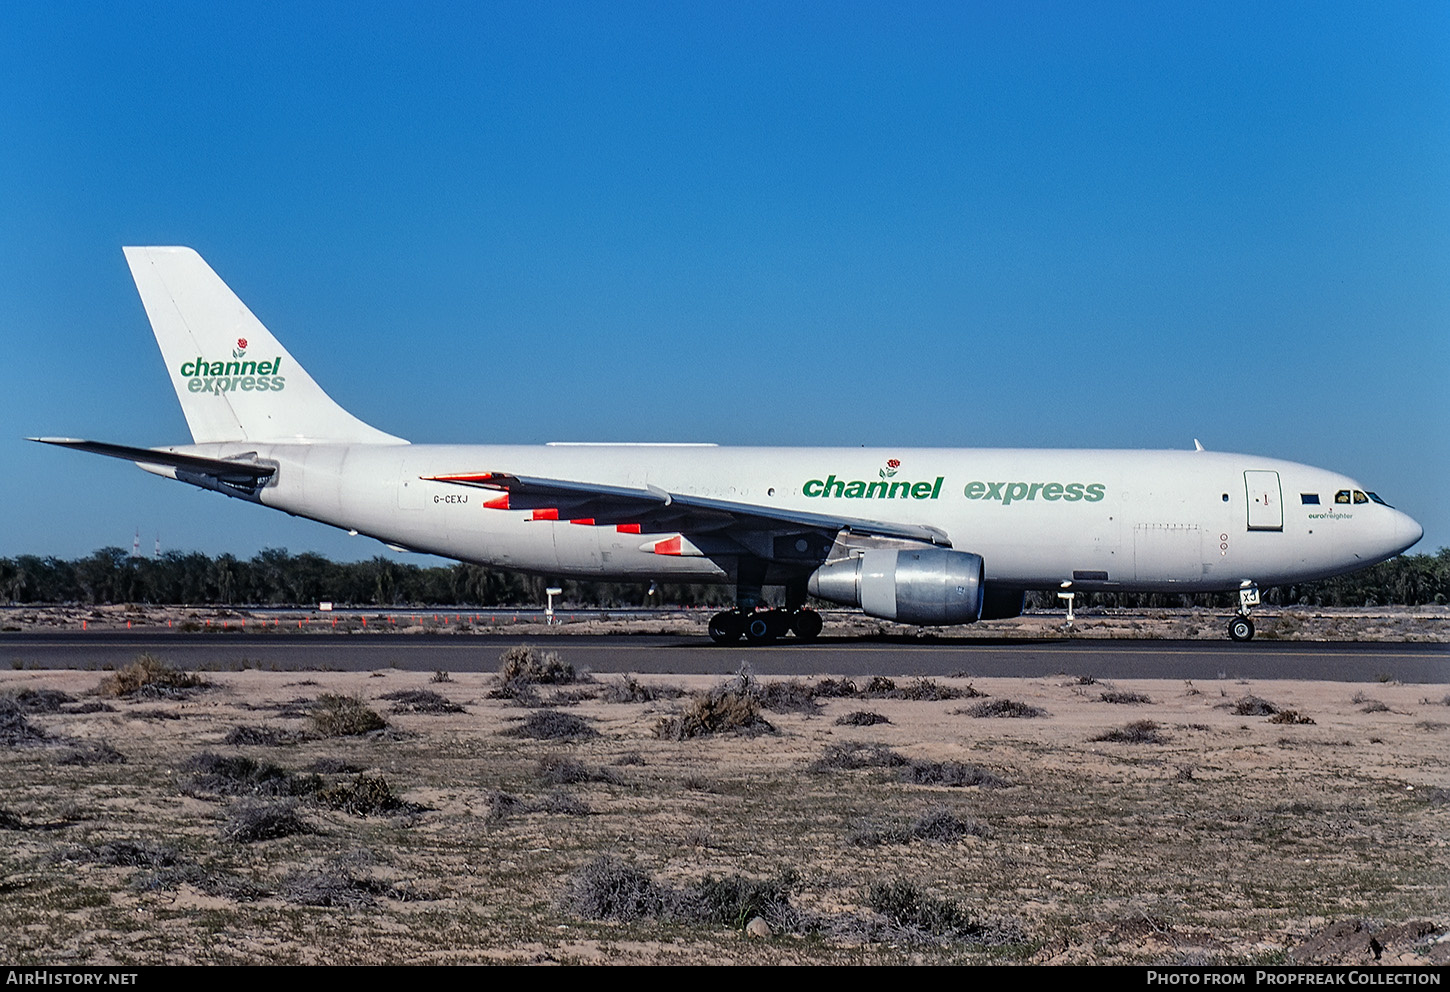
[
  {"left": 232, "top": 337, "right": 248, "bottom": 359},
  {"left": 880, "top": 458, "right": 901, "bottom": 479}
]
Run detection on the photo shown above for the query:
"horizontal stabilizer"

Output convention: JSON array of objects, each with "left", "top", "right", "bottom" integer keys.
[{"left": 29, "top": 437, "right": 275, "bottom": 480}]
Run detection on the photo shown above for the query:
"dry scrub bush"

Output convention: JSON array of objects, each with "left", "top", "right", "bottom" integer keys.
[
  {"left": 1092, "top": 720, "right": 1170, "bottom": 744},
  {"left": 536, "top": 755, "right": 616, "bottom": 786},
  {"left": 379, "top": 688, "right": 465, "bottom": 714},
  {"left": 220, "top": 800, "right": 311, "bottom": 843},
  {"left": 809, "top": 742, "right": 907, "bottom": 772},
  {"left": 62, "top": 839, "right": 178, "bottom": 868},
  {"left": 182, "top": 751, "right": 321, "bottom": 798},
  {"left": 98, "top": 654, "right": 206, "bottom": 699},
  {"left": 504, "top": 710, "right": 598, "bottom": 740},
  {"left": 862, "top": 676, "right": 982, "bottom": 701},
  {"left": 1229, "top": 696, "right": 1278, "bottom": 716},
  {"left": 849, "top": 806, "right": 988, "bottom": 847},
  {"left": 283, "top": 868, "right": 430, "bottom": 907},
  {"left": 7, "top": 689, "right": 74, "bottom": 712},
  {"left": 559, "top": 857, "right": 803, "bottom": 933},
  {"left": 835, "top": 710, "right": 891, "bottom": 726},
  {"left": 309, "top": 694, "right": 387, "bottom": 737},
  {"left": 317, "top": 774, "right": 423, "bottom": 816},
  {"left": 222, "top": 725, "right": 303, "bottom": 746},
  {"left": 56, "top": 742, "right": 126, "bottom": 766},
  {"left": 1353, "top": 692, "right": 1391, "bottom": 714},
  {"left": 965, "top": 698, "right": 1046, "bottom": 719},
  {"left": 865, "top": 878, "right": 1027, "bottom": 946},
  {"left": 754, "top": 678, "right": 823, "bottom": 714},
  {"left": 900, "top": 761, "right": 1008, "bottom": 789},
  {"left": 497, "top": 645, "right": 586, "bottom": 685},
  {"left": 654, "top": 678, "right": 775, "bottom": 740},
  {"left": 1269, "top": 710, "right": 1316, "bottom": 725},
  {"left": 560, "top": 856, "right": 669, "bottom": 922},
  {"left": 601, "top": 674, "right": 685, "bottom": 703},
  {"left": 0, "top": 697, "right": 46, "bottom": 746}
]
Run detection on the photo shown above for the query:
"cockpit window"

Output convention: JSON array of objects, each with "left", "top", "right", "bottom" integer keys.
[
  {"left": 1353, "top": 490, "right": 1368, "bottom": 504},
  {"left": 1300, "top": 493, "right": 1320, "bottom": 505},
  {"left": 1366, "top": 491, "right": 1392, "bottom": 507},
  {"left": 1335, "top": 490, "right": 1351, "bottom": 504}
]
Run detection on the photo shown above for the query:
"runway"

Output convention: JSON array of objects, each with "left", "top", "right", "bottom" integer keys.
[{"left": 3, "top": 631, "right": 1446, "bottom": 682}]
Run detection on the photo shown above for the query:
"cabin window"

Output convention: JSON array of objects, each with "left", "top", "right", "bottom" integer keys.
[
  {"left": 1335, "top": 490, "right": 1351, "bottom": 504},
  {"left": 1300, "top": 493, "right": 1320, "bottom": 505},
  {"left": 1353, "top": 490, "right": 1368, "bottom": 504}
]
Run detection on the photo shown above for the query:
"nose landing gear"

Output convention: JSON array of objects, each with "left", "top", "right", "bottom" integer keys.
[
  {"left": 1228, "top": 614, "right": 1255, "bottom": 642},
  {"left": 1228, "top": 581, "right": 1260, "bottom": 642}
]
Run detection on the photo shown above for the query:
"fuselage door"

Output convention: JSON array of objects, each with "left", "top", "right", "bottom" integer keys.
[{"left": 1244, "top": 470, "right": 1283, "bottom": 532}]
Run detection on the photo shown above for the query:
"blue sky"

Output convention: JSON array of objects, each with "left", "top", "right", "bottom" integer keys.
[{"left": 2, "top": 1, "right": 1446, "bottom": 562}]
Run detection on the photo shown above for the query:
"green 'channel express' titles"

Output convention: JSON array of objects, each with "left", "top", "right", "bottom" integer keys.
[
  {"left": 178, "top": 357, "right": 286, "bottom": 394},
  {"left": 963, "top": 481, "right": 1105, "bottom": 505},
  {"left": 803, "top": 475, "right": 944, "bottom": 500}
]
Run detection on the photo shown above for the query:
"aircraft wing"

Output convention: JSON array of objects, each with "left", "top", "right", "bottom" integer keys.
[{"left": 425, "top": 471, "right": 951, "bottom": 558}]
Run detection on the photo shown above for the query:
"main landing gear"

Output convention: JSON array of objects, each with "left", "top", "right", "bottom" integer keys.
[
  {"left": 708, "top": 607, "right": 823, "bottom": 645},
  {"left": 1228, "top": 581, "right": 1260, "bottom": 642},
  {"left": 707, "top": 569, "right": 822, "bottom": 645}
]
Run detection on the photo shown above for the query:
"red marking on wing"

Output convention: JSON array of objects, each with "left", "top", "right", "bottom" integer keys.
[
  {"left": 615, "top": 523, "right": 641, "bottom": 534},
  {"left": 429, "top": 472, "right": 502, "bottom": 484},
  {"left": 482, "top": 494, "right": 510, "bottom": 510},
  {"left": 568, "top": 518, "right": 596, "bottom": 526},
  {"left": 652, "top": 536, "right": 682, "bottom": 556},
  {"left": 531, "top": 508, "right": 559, "bottom": 521}
]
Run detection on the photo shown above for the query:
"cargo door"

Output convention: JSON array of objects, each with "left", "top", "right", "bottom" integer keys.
[
  {"left": 1244, "top": 471, "right": 1283, "bottom": 531},
  {"left": 1133, "top": 524, "right": 1204, "bottom": 582}
]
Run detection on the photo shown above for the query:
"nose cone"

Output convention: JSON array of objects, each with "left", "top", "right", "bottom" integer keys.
[{"left": 1393, "top": 509, "right": 1424, "bottom": 555}]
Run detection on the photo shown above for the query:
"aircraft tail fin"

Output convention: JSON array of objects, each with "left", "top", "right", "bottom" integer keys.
[{"left": 123, "top": 246, "right": 407, "bottom": 445}]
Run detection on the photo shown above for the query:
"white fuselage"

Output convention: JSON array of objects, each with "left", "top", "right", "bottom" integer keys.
[{"left": 155, "top": 442, "right": 1422, "bottom": 592}]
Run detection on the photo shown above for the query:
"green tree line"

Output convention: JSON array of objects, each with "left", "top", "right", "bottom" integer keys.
[
  {"left": 0, "top": 547, "right": 733, "bottom": 609},
  {"left": 1, "top": 547, "right": 1447, "bottom": 610}
]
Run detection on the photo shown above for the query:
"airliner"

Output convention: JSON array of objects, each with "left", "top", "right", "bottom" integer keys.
[{"left": 33, "top": 247, "right": 1423, "bottom": 643}]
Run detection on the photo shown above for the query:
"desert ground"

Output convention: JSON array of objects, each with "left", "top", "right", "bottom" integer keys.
[{"left": 1, "top": 628, "right": 1446, "bottom": 966}]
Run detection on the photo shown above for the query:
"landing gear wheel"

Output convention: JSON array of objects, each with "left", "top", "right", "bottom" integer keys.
[
  {"left": 765, "top": 609, "right": 792, "bottom": 637},
  {"left": 790, "top": 609, "right": 823, "bottom": 642},
  {"left": 745, "top": 612, "right": 779, "bottom": 644},
  {"left": 1228, "top": 615, "right": 1255, "bottom": 642},
  {"left": 708, "top": 611, "right": 743, "bottom": 644}
]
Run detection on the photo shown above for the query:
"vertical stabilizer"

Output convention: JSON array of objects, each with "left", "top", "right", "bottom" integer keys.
[{"left": 123, "top": 246, "right": 407, "bottom": 445}]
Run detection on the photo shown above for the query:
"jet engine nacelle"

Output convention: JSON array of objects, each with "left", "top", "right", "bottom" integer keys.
[{"left": 807, "top": 548, "right": 985, "bottom": 625}]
